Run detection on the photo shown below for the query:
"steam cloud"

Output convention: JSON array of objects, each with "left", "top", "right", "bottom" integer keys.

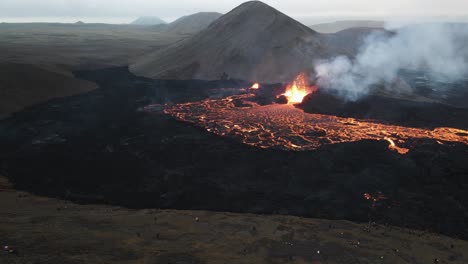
[{"left": 315, "top": 23, "right": 468, "bottom": 100}]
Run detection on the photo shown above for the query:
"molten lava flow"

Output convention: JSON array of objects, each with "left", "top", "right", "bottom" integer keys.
[
  {"left": 163, "top": 94, "right": 468, "bottom": 153},
  {"left": 281, "top": 73, "right": 317, "bottom": 104},
  {"left": 385, "top": 138, "right": 410, "bottom": 155},
  {"left": 250, "top": 83, "right": 260, "bottom": 89}
]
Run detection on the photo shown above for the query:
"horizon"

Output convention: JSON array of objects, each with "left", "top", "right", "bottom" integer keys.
[
  {"left": 1, "top": 0, "right": 468, "bottom": 25},
  {"left": 2, "top": 14, "right": 468, "bottom": 26}
]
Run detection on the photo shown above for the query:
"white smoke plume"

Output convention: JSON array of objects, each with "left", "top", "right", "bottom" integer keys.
[{"left": 315, "top": 23, "right": 468, "bottom": 100}]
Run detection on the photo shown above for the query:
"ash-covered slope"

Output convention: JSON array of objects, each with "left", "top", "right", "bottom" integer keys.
[
  {"left": 163, "top": 12, "right": 223, "bottom": 35},
  {"left": 131, "top": 1, "right": 330, "bottom": 83}
]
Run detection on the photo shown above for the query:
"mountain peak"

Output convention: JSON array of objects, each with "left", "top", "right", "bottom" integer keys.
[
  {"left": 226, "top": 1, "right": 293, "bottom": 19},
  {"left": 236, "top": 1, "right": 274, "bottom": 9},
  {"left": 227, "top": 1, "right": 283, "bottom": 18},
  {"left": 131, "top": 1, "right": 325, "bottom": 83},
  {"left": 205, "top": 0, "right": 313, "bottom": 35}
]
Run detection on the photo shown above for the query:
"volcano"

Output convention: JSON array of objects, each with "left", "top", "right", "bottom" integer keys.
[
  {"left": 130, "top": 1, "right": 331, "bottom": 83},
  {"left": 161, "top": 12, "right": 223, "bottom": 35}
]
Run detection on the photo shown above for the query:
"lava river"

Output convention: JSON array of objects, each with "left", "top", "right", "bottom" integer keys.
[{"left": 163, "top": 93, "right": 468, "bottom": 153}]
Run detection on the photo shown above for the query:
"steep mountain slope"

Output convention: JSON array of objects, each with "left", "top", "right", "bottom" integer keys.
[
  {"left": 131, "top": 1, "right": 331, "bottom": 83},
  {"left": 163, "top": 12, "right": 223, "bottom": 35}
]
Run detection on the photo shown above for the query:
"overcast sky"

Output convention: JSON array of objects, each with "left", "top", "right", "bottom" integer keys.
[{"left": 1, "top": 0, "right": 467, "bottom": 23}]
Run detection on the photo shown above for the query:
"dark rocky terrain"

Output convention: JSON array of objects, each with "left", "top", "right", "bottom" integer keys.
[
  {"left": 0, "top": 63, "right": 97, "bottom": 119},
  {"left": 297, "top": 68, "right": 468, "bottom": 129},
  {"left": 1, "top": 67, "right": 467, "bottom": 240},
  {"left": 298, "top": 90, "right": 468, "bottom": 130},
  {"left": 2, "top": 178, "right": 467, "bottom": 264}
]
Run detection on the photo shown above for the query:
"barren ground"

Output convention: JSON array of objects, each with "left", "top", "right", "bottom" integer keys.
[{"left": 1, "top": 176, "right": 467, "bottom": 264}]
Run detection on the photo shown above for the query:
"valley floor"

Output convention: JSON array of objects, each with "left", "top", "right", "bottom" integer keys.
[{"left": 1, "top": 176, "right": 467, "bottom": 264}]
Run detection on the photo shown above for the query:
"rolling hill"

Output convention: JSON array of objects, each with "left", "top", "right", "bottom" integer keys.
[{"left": 0, "top": 63, "right": 97, "bottom": 118}]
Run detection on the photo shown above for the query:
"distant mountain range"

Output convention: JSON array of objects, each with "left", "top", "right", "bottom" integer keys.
[
  {"left": 131, "top": 16, "right": 166, "bottom": 25},
  {"left": 310, "top": 20, "right": 385, "bottom": 33}
]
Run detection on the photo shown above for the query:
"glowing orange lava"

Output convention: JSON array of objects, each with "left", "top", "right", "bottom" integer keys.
[
  {"left": 281, "top": 73, "right": 317, "bottom": 104},
  {"left": 163, "top": 93, "right": 468, "bottom": 153},
  {"left": 250, "top": 83, "right": 260, "bottom": 89},
  {"left": 385, "top": 137, "right": 410, "bottom": 155}
]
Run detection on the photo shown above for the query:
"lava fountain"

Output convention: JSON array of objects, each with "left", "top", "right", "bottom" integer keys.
[
  {"left": 250, "top": 83, "right": 260, "bottom": 89},
  {"left": 281, "top": 73, "right": 317, "bottom": 104}
]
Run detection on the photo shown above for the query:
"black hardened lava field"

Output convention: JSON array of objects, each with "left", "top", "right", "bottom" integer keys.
[{"left": 1, "top": 67, "right": 467, "bottom": 239}]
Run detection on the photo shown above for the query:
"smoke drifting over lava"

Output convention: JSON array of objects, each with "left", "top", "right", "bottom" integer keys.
[{"left": 315, "top": 23, "right": 468, "bottom": 100}]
